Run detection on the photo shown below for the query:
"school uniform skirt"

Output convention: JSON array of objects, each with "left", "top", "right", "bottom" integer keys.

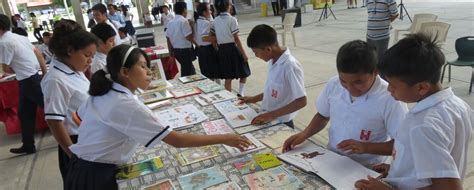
[
  {"left": 197, "top": 45, "right": 218, "bottom": 78},
  {"left": 58, "top": 135, "right": 78, "bottom": 181},
  {"left": 124, "top": 20, "right": 136, "bottom": 35},
  {"left": 217, "top": 43, "right": 251, "bottom": 79},
  {"left": 64, "top": 155, "right": 118, "bottom": 190}
]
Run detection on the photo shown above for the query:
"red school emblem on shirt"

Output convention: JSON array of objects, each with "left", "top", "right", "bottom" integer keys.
[
  {"left": 359, "top": 129, "right": 372, "bottom": 141},
  {"left": 271, "top": 89, "right": 278, "bottom": 98}
]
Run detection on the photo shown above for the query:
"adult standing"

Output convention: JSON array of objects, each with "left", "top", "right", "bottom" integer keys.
[
  {"left": 0, "top": 14, "right": 47, "bottom": 154},
  {"left": 121, "top": 5, "right": 135, "bottom": 35},
  {"left": 271, "top": 0, "right": 280, "bottom": 16},
  {"left": 107, "top": 4, "right": 125, "bottom": 28},
  {"left": 30, "top": 12, "right": 43, "bottom": 43},
  {"left": 366, "top": 0, "right": 398, "bottom": 62}
]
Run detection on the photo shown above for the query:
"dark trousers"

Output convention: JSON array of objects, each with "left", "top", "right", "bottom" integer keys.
[
  {"left": 65, "top": 155, "right": 118, "bottom": 190},
  {"left": 272, "top": 2, "right": 280, "bottom": 16},
  {"left": 58, "top": 135, "right": 78, "bottom": 181},
  {"left": 18, "top": 73, "right": 44, "bottom": 148},
  {"left": 284, "top": 120, "right": 295, "bottom": 129},
  {"left": 279, "top": 0, "right": 287, "bottom": 10},
  {"left": 33, "top": 28, "right": 43, "bottom": 43},
  {"left": 174, "top": 48, "right": 196, "bottom": 77}
]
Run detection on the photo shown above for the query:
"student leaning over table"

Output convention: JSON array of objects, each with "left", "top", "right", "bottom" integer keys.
[
  {"left": 282, "top": 40, "right": 408, "bottom": 168},
  {"left": 65, "top": 44, "right": 251, "bottom": 190}
]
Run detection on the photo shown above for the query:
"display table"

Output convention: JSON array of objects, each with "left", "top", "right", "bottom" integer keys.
[
  {"left": 119, "top": 79, "right": 332, "bottom": 190},
  {"left": 142, "top": 46, "right": 179, "bottom": 80},
  {"left": 0, "top": 79, "right": 48, "bottom": 135}
]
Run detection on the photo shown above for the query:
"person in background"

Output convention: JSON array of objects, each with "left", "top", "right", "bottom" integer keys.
[
  {"left": 30, "top": 12, "right": 43, "bottom": 43},
  {"left": 118, "top": 27, "right": 135, "bottom": 45},
  {"left": 92, "top": 3, "right": 121, "bottom": 46},
  {"left": 38, "top": 32, "right": 53, "bottom": 64},
  {"left": 366, "top": 0, "right": 398, "bottom": 64},
  {"left": 161, "top": 5, "right": 175, "bottom": 31},
  {"left": 107, "top": 4, "right": 125, "bottom": 27},
  {"left": 271, "top": 0, "right": 280, "bottom": 16},
  {"left": 121, "top": 5, "right": 135, "bottom": 36},
  {"left": 13, "top": 14, "right": 28, "bottom": 36},
  {"left": 87, "top": 9, "right": 96, "bottom": 28},
  {"left": 90, "top": 23, "right": 116, "bottom": 73}
]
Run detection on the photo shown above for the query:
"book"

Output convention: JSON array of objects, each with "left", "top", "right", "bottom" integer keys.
[
  {"left": 178, "top": 74, "right": 207, "bottom": 83},
  {"left": 116, "top": 157, "right": 164, "bottom": 180},
  {"left": 154, "top": 104, "right": 208, "bottom": 130},
  {"left": 196, "top": 82, "right": 225, "bottom": 93},
  {"left": 242, "top": 166, "right": 305, "bottom": 190},
  {"left": 146, "top": 100, "right": 172, "bottom": 110},
  {"left": 201, "top": 119, "right": 234, "bottom": 135},
  {"left": 178, "top": 166, "right": 227, "bottom": 189},
  {"left": 141, "top": 179, "right": 176, "bottom": 190},
  {"left": 223, "top": 133, "right": 265, "bottom": 157},
  {"left": 147, "top": 80, "right": 173, "bottom": 91},
  {"left": 170, "top": 87, "right": 202, "bottom": 98},
  {"left": 195, "top": 90, "right": 236, "bottom": 106},
  {"left": 232, "top": 155, "right": 263, "bottom": 175},
  {"left": 233, "top": 122, "right": 282, "bottom": 135},
  {"left": 139, "top": 90, "right": 174, "bottom": 104},
  {"left": 214, "top": 100, "right": 258, "bottom": 128},
  {"left": 259, "top": 131, "right": 296, "bottom": 149},
  {"left": 254, "top": 152, "right": 282, "bottom": 169},
  {"left": 277, "top": 142, "right": 381, "bottom": 189},
  {"left": 205, "top": 181, "right": 241, "bottom": 190},
  {"left": 176, "top": 146, "right": 219, "bottom": 166}
]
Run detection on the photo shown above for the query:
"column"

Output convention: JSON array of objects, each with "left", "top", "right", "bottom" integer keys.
[
  {"left": 71, "top": 0, "right": 86, "bottom": 28},
  {"left": 1, "top": 0, "right": 13, "bottom": 16}
]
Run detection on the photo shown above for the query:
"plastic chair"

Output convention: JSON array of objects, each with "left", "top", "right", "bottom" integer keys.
[
  {"left": 393, "top": 13, "right": 438, "bottom": 42},
  {"left": 441, "top": 36, "right": 474, "bottom": 93},
  {"left": 419, "top": 21, "right": 451, "bottom": 45},
  {"left": 273, "top": 13, "right": 297, "bottom": 46}
]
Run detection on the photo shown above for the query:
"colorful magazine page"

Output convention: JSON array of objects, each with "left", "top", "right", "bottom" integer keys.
[
  {"left": 243, "top": 166, "right": 305, "bottom": 190},
  {"left": 233, "top": 122, "right": 282, "bottom": 135},
  {"left": 178, "top": 166, "right": 227, "bottom": 189},
  {"left": 199, "top": 90, "right": 236, "bottom": 105},
  {"left": 259, "top": 131, "right": 296, "bottom": 149},
  {"left": 147, "top": 100, "right": 172, "bottom": 110},
  {"left": 139, "top": 90, "right": 174, "bottom": 104},
  {"left": 201, "top": 119, "right": 234, "bottom": 135},
  {"left": 141, "top": 179, "right": 176, "bottom": 190},
  {"left": 205, "top": 181, "right": 241, "bottom": 190},
  {"left": 170, "top": 87, "right": 202, "bottom": 98},
  {"left": 116, "top": 157, "right": 164, "bottom": 180},
  {"left": 223, "top": 133, "right": 265, "bottom": 157},
  {"left": 147, "top": 80, "right": 173, "bottom": 91},
  {"left": 178, "top": 74, "right": 207, "bottom": 83},
  {"left": 214, "top": 100, "right": 258, "bottom": 128},
  {"left": 154, "top": 104, "right": 208, "bottom": 130},
  {"left": 232, "top": 155, "right": 263, "bottom": 175},
  {"left": 277, "top": 142, "right": 381, "bottom": 189},
  {"left": 196, "top": 82, "right": 225, "bottom": 93},
  {"left": 176, "top": 146, "right": 219, "bottom": 166},
  {"left": 254, "top": 152, "right": 281, "bottom": 169}
]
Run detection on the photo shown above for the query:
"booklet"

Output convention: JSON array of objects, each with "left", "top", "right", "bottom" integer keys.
[
  {"left": 147, "top": 80, "right": 173, "bottom": 91},
  {"left": 146, "top": 100, "right": 172, "bottom": 110},
  {"left": 205, "top": 181, "right": 241, "bottom": 190},
  {"left": 178, "top": 74, "right": 207, "bottom": 83},
  {"left": 154, "top": 104, "right": 208, "bottom": 130},
  {"left": 170, "top": 87, "right": 202, "bottom": 98},
  {"left": 214, "top": 100, "right": 258, "bottom": 128},
  {"left": 254, "top": 152, "right": 282, "bottom": 170},
  {"left": 196, "top": 82, "right": 225, "bottom": 93},
  {"left": 116, "top": 157, "right": 164, "bottom": 180},
  {"left": 233, "top": 122, "right": 283, "bottom": 135},
  {"left": 259, "top": 131, "right": 296, "bottom": 149},
  {"left": 178, "top": 166, "right": 227, "bottom": 189},
  {"left": 242, "top": 166, "right": 305, "bottom": 190},
  {"left": 277, "top": 142, "right": 381, "bottom": 189},
  {"left": 141, "top": 179, "right": 176, "bottom": 190},
  {"left": 233, "top": 152, "right": 281, "bottom": 175},
  {"left": 139, "top": 90, "right": 174, "bottom": 104},
  {"left": 223, "top": 133, "right": 265, "bottom": 157},
  {"left": 176, "top": 146, "right": 219, "bottom": 166},
  {"left": 201, "top": 119, "right": 234, "bottom": 135},
  {"left": 195, "top": 90, "right": 236, "bottom": 106}
]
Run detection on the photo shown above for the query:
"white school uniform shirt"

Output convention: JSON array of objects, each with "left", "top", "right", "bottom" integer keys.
[
  {"left": 195, "top": 16, "right": 212, "bottom": 46},
  {"left": 166, "top": 15, "right": 192, "bottom": 49},
  {"left": 38, "top": 43, "right": 53, "bottom": 63},
  {"left": 124, "top": 12, "right": 133, "bottom": 21},
  {"left": 261, "top": 49, "right": 305, "bottom": 123},
  {"left": 70, "top": 83, "right": 172, "bottom": 164},
  {"left": 210, "top": 12, "right": 238, "bottom": 44},
  {"left": 91, "top": 52, "right": 107, "bottom": 73},
  {"left": 17, "top": 19, "right": 26, "bottom": 29},
  {"left": 385, "top": 88, "right": 473, "bottom": 189},
  {"left": 0, "top": 31, "right": 40, "bottom": 80},
  {"left": 316, "top": 76, "right": 408, "bottom": 167},
  {"left": 41, "top": 59, "right": 90, "bottom": 136},
  {"left": 105, "top": 20, "right": 122, "bottom": 47},
  {"left": 163, "top": 12, "right": 175, "bottom": 29}
]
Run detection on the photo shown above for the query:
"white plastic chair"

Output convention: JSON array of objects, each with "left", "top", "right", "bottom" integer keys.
[
  {"left": 419, "top": 21, "right": 451, "bottom": 45},
  {"left": 273, "top": 13, "right": 297, "bottom": 46},
  {"left": 393, "top": 13, "right": 438, "bottom": 42}
]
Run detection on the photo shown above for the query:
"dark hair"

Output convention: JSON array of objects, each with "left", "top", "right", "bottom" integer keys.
[
  {"left": 87, "top": 9, "right": 92, "bottom": 14},
  {"left": 197, "top": 3, "right": 209, "bottom": 17},
  {"left": 121, "top": 5, "right": 128, "bottom": 17},
  {"left": 30, "top": 12, "right": 36, "bottom": 17},
  {"left": 118, "top": 27, "right": 127, "bottom": 34},
  {"left": 49, "top": 19, "right": 98, "bottom": 59},
  {"left": 42, "top": 31, "right": 51, "bottom": 37},
  {"left": 215, "top": 0, "right": 231, "bottom": 13},
  {"left": 0, "top": 14, "right": 11, "bottom": 31},
  {"left": 247, "top": 24, "right": 278, "bottom": 49},
  {"left": 92, "top": 3, "right": 107, "bottom": 14},
  {"left": 379, "top": 33, "right": 445, "bottom": 86},
  {"left": 336, "top": 40, "right": 377, "bottom": 74},
  {"left": 174, "top": 2, "right": 187, "bottom": 15},
  {"left": 89, "top": 44, "right": 151, "bottom": 96},
  {"left": 91, "top": 23, "right": 116, "bottom": 43}
]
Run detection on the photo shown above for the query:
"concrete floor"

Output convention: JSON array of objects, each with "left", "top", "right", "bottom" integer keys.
[{"left": 1, "top": 1, "right": 474, "bottom": 189}]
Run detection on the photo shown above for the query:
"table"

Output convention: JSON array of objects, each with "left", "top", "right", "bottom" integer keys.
[
  {"left": 142, "top": 46, "right": 179, "bottom": 80},
  {"left": 119, "top": 79, "right": 332, "bottom": 190},
  {"left": 0, "top": 79, "right": 48, "bottom": 135}
]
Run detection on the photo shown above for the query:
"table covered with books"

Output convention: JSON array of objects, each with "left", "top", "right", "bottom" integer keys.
[{"left": 118, "top": 75, "right": 379, "bottom": 190}]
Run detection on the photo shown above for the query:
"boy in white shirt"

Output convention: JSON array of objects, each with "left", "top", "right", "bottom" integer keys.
[
  {"left": 241, "top": 24, "right": 306, "bottom": 128},
  {"left": 283, "top": 40, "right": 408, "bottom": 167},
  {"left": 355, "top": 34, "right": 473, "bottom": 190},
  {"left": 161, "top": 5, "right": 175, "bottom": 31},
  {"left": 38, "top": 32, "right": 53, "bottom": 64},
  {"left": 90, "top": 23, "right": 116, "bottom": 73}
]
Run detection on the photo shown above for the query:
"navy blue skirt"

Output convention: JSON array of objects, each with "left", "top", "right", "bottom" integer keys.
[
  {"left": 197, "top": 45, "right": 218, "bottom": 78},
  {"left": 124, "top": 21, "right": 135, "bottom": 35},
  {"left": 64, "top": 155, "right": 118, "bottom": 190},
  {"left": 217, "top": 43, "right": 251, "bottom": 79}
]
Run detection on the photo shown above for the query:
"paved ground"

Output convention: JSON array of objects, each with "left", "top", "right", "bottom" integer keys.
[{"left": 1, "top": 1, "right": 473, "bottom": 189}]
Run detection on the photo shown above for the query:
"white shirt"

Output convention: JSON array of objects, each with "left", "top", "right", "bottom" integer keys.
[
  {"left": 162, "top": 12, "right": 175, "bottom": 29},
  {"left": 38, "top": 44, "right": 53, "bottom": 63},
  {"left": 0, "top": 31, "right": 40, "bottom": 80},
  {"left": 195, "top": 16, "right": 212, "bottom": 46},
  {"left": 70, "top": 83, "right": 172, "bottom": 164},
  {"left": 105, "top": 20, "right": 122, "bottom": 47},
  {"left": 261, "top": 49, "right": 305, "bottom": 123},
  {"left": 166, "top": 15, "right": 193, "bottom": 49},
  {"left": 316, "top": 76, "right": 408, "bottom": 167},
  {"left": 41, "top": 59, "right": 90, "bottom": 136},
  {"left": 91, "top": 52, "right": 106, "bottom": 73},
  {"left": 17, "top": 19, "right": 26, "bottom": 29},
  {"left": 124, "top": 12, "right": 133, "bottom": 21},
  {"left": 385, "top": 88, "right": 473, "bottom": 189},
  {"left": 211, "top": 12, "right": 239, "bottom": 44}
]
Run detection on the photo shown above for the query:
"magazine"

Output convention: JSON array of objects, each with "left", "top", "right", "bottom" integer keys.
[
  {"left": 195, "top": 90, "right": 236, "bottom": 106},
  {"left": 178, "top": 166, "right": 227, "bottom": 189},
  {"left": 139, "top": 90, "right": 174, "bottom": 104},
  {"left": 223, "top": 134, "right": 265, "bottom": 157},
  {"left": 233, "top": 122, "right": 283, "bottom": 135},
  {"left": 214, "top": 100, "right": 258, "bottom": 128},
  {"left": 196, "top": 82, "right": 225, "bottom": 93},
  {"left": 201, "top": 119, "right": 234, "bottom": 135},
  {"left": 116, "top": 157, "right": 164, "bottom": 180},
  {"left": 232, "top": 152, "right": 281, "bottom": 175},
  {"left": 176, "top": 146, "right": 219, "bottom": 166},
  {"left": 259, "top": 131, "right": 296, "bottom": 149},
  {"left": 146, "top": 100, "right": 172, "bottom": 110},
  {"left": 141, "top": 179, "right": 176, "bottom": 190},
  {"left": 242, "top": 166, "right": 305, "bottom": 190},
  {"left": 205, "top": 181, "right": 241, "bottom": 190},
  {"left": 154, "top": 104, "right": 208, "bottom": 130},
  {"left": 178, "top": 74, "right": 207, "bottom": 83},
  {"left": 170, "top": 87, "right": 202, "bottom": 98}
]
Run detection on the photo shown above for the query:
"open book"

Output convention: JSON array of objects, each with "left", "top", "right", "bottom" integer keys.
[{"left": 214, "top": 99, "right": 258, "bottom": 128}]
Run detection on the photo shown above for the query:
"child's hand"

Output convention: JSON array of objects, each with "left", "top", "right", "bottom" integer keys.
[
  {"left": 238, "top": 96, "right": 255, "bottom": 104},
  {"left": 337, "top": 139, "right": 368, "bottom": 154},
  {"left": 372, "top": 163, "right": 390, "bottom": 178},
  {"left": 223, "top": 134, "right": 251, "bottom": 151},
  {"left": 355, "top": 176, "right": 392, "bottom": 190},
  {"left": 243, "top": 55, "right": 249, "bottom": 62},
  {"left": 251, "top": 113, "right": 274, "bottom": 125},
  {"left": 282, "top": 132, "right": 307, "bottom": 152}
]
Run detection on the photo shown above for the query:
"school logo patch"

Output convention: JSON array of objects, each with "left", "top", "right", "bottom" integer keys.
[
  {"left": 271, "top": 89, "right": 278, "bottom": 98},
  {"left": 359, "top": 129, "right": 371, "bottom": 141}
]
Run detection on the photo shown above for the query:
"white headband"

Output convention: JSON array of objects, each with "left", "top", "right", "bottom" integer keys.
[{"left": 122, "top": 46, "right": 135, "bottom": 66}]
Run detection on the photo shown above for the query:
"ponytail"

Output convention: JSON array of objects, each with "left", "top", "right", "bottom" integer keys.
[{"left": 89, "top": 69, "right": 113, "bottom": 96}]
